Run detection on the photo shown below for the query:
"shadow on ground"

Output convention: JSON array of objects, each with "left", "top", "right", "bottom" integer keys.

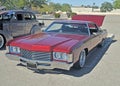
[
  {"left": 33, "top": 38, "right": 116, "bottom": 77},
  {"left": 0, "top": 46, "right": 6, "bottom": 51}
]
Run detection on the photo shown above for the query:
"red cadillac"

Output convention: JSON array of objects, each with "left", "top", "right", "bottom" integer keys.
[{"left": 6, "top": 17, "right": 107, "bottom": 70}]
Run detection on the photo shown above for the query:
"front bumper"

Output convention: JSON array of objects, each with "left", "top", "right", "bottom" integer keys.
[{"left": 6, "top": 53, "right": 73, "bottom": 70}]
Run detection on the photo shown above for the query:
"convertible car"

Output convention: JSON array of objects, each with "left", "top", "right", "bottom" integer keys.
[{"left": 6, "top": 18, "right": 107, "bottom": 70}]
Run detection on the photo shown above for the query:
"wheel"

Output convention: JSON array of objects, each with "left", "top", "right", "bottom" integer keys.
[
  {"left": 30, "top": 25, "right": 40, "bottom": 34},
  {"left": 0, "top": 34, "right": 5, "bottom": 49},
  {"left": 73, "top": 50, "right": 86, "bottom": 69},
  {"left": 30, "top": 29, "right": 35, "bottom": 34}
]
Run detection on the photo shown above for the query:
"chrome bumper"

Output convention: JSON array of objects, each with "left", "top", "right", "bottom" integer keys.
[{"left": 6, "top": 53, "right": 73, "bottom": 70}]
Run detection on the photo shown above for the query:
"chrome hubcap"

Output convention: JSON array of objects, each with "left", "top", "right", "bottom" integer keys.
[
  {"left": 79, "top": 50, "right": 86, "bottom": 67},
  {"left": 0, "top": 35, "right": 4, "bottom": 48}
]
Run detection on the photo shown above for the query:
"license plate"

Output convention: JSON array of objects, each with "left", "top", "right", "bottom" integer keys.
[{"left": 27, "top": 62, "right": 37, "bottom": 69}]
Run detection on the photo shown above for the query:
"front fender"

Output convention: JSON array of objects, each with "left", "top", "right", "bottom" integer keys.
[
  {"left": 0, "top": 30, "right": 13, "bottom": 42},
  {"left": 30, "top": 25, "right": 42, "bottom": 34}
]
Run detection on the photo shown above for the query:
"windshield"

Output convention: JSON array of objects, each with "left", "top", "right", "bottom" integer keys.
[
  {"left": 45, "top": 22, "right": 89, "bottom": 35},
  {"left": 0, "top": 12, "right": 13, "bottom": 20}
]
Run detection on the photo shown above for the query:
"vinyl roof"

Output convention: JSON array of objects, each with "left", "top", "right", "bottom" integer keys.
[{"left": 54, "top": 20, "right": 94, "bottom": 24}]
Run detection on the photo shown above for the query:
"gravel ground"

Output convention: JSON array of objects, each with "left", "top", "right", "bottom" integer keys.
[{"left": 0, "top": 15, "right": 120, "bottom": 86}]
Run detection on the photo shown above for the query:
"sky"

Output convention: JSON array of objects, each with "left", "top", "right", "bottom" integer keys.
[{"left": 50, "top": 0, "right": 113, "bottom": 7}]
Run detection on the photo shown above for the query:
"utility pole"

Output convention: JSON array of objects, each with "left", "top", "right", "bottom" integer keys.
[{"left": 92, "top": 3, "right": 95, "bottom": 12}]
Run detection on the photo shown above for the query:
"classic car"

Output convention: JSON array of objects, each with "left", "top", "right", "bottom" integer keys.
[
  {"left": 0, "top": 10, "right": 42, "bottom": 49},
  {"left": 6, "top": 19, "right": 107, "bottom": 70}
]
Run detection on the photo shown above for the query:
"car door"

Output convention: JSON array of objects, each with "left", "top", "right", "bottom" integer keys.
[
  {"left": 88, "top": 23, "right": 102, "bottom": 49},
  {"left": 9, "top": 12, "right": 26, "bottom": 37},
  {"left": 24, "top": 12, "right": 38, "bottom": 34}
]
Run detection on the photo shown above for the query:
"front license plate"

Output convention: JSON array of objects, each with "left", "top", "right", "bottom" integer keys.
[{"left": 27, "top": 62, "right": 37, "bottom": 69}]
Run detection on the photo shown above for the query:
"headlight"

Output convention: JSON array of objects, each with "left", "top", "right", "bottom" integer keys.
[
  {"left": 9, "top": 46, "right": 20, "bottom": 54},
  {"left": 53, "top": 52, "right": 73, "bottom": 62}
]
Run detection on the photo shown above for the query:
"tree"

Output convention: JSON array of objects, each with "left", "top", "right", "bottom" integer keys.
[
  {"left": 100, "top": 2, "right": 113, "bottom": 12},
  {"left": 61, "top": 4, "right": 71, "bottom": 12},
  {"left": 38, "top": 2, "right": 72, "bottom": 14},
  {"left": 29, "top": 0, "right": 48, "bottom": 8},
  {"left": 48, "top": 2, "right": 57, "bottom": 12},
  {"left": 48, "top": 3, "right": 62, "bottom": 12},
  {"left": 0, "top": 0, "right": 48, "bottom": 9},
  {"left": 113, "top": 0, "right": 120, "bottom": 9},
  {"left": 54, "top": 3, "right": 62, "bottom": 11},
  {"left": 38, "top": 4, "right": 54, "bottom": 14},
  {"left": 0, "top": 0, "right": 26, "bottom": 9}
]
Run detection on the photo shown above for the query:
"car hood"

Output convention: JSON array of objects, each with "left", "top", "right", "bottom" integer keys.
[{"left": 9, "top": 32, "right": 89, "bottom": 53}]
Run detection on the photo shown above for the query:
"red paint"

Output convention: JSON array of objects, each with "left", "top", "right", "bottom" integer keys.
[
  {"left": 53, "top": 40, "right": 79, "bottom": 53},
  {"left": 8, "top": 32, "right": 89, "bottom": 53},
  {"left": 72, "top": 15, "right": 105, "bottom": 27}
]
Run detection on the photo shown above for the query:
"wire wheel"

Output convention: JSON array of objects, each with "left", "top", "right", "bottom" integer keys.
[
  {"left": 73, "top": 50, "right": 86, "bottom": 69},
  {"left": 79, "top": 50, "right": 86, "bottom": 68}
]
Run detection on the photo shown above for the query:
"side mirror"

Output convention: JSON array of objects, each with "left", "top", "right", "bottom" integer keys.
[{"left": 39, "top": 22, "right": 44, "bottom": 26}]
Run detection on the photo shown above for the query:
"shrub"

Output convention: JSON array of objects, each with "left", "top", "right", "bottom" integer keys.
[
  {"left": 54, "top": 13, "right": 61, "bottom": 18},
  {"left": 70, "top": 12, "right": 77, "bottom": 17}
]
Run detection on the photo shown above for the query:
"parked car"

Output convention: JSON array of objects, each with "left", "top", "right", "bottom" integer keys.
[
  {"left": 0, "top": 10, "right": 42, "bottom": 49},
  {"left": 6, "top": 19, "right": 107, "bottom": 71}
]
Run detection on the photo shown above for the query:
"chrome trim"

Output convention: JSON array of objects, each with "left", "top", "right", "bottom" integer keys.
[
  {"left": 6, "top": 53, "right": 20, "bottom": 61},
  {"left": 6, "top": 53, "right": 73, "bottom": 70},
  {"left": 86, "top": 23, "right": 91, "bottom": 36},
  {"left": 20, "top": 49, "right": 51, "bottom": 61}
]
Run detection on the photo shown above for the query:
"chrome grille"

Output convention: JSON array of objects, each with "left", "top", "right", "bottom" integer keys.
[{"left": 20, "top": 49, "right": 51, "bottom": 61}]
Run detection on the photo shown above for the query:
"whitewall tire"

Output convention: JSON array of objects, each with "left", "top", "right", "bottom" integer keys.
[
  {"left": 73, "top": 50, "right": 86, "bottom": 69},
  {"left": 0, "top": 35, "right": 5, "bottom": 49},
  {"left": 79, "top": 50, "right": 86, "bottom": 68}
]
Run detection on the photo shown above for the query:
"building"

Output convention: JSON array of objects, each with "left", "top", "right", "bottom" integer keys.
[{"left": 71, "top": 6, "right": 100, "bottom": 14}]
